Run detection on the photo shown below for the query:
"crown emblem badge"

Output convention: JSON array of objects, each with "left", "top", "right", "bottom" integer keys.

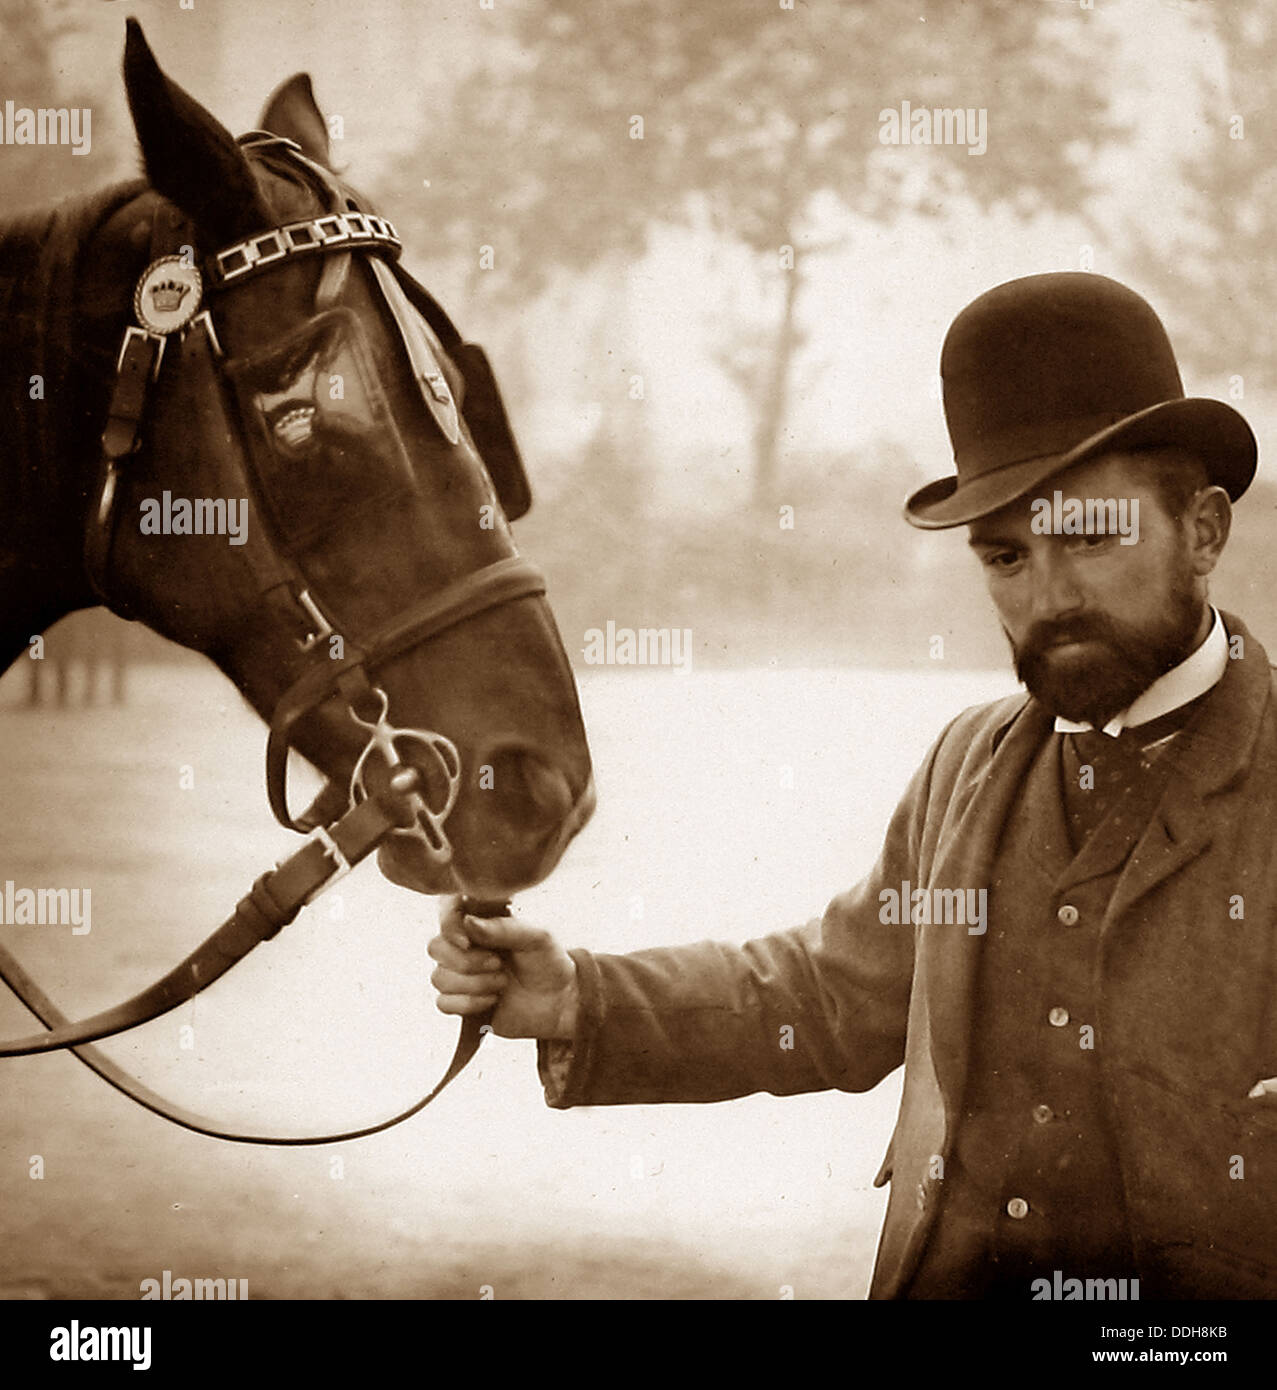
[
  {"left": 133, "top": 255, "right": 203, "bottom": 335},
  {"left": 149, "top": 279, "right": 191, "bottom": 314}
]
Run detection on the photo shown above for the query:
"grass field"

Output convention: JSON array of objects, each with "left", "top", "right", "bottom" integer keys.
[{"left": 0, "top": 659, "right": 1016, "bottom": 1300}]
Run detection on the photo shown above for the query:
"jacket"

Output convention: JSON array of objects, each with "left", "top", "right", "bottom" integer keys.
[{"left": 541, "top": 611, "right": 1277, "bottom": 1297}]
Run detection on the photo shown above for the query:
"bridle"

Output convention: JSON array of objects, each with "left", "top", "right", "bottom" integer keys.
[
  {"left": 0, "top": 135, "right": 544, "bottom": 1141},
  {"left": 90, "top": 132, "right": 547, "bottom": 840}
]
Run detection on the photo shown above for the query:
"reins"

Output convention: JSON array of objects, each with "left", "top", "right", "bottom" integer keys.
[{"left": 0, "top": 780, "right": 503, "bottom": 1145}]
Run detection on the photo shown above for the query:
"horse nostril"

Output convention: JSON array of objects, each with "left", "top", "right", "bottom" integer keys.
[
  {"left": 520, "top": 755, "right": 575, "bottom": 820},
  {"left": 487, "top": 748, "right": 575, "bottom": 826}
]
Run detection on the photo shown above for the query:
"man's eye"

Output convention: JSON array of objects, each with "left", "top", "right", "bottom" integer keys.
[
  {"left": 982, "top": 550, "right": 1021, "bottom": 570},
  {"left": 1071, "top": 533, "right": 1112, "bottom": 550}
]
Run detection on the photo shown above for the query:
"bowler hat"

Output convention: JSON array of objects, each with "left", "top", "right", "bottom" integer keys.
[{"left": 904, "top": 272, "right": 1257, "bottom": 528}]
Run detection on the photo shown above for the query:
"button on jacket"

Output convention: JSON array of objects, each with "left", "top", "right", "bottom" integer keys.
[{"left": 538, "top": 610, "right": 1277, "bottom": 1298}]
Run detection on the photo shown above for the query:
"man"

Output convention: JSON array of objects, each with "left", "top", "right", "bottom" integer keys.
[{"left": 428, "top": 273, "right": 1277, "bottom": 1299}]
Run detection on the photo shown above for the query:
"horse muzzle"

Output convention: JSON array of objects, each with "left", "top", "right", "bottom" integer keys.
[{"left": 373, "top": 744, "right": 596, "bottom": 899}]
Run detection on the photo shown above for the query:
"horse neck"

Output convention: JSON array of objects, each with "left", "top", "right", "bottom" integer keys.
[{"left": 0, "top": 184, "right": 143, "bottom": 671}]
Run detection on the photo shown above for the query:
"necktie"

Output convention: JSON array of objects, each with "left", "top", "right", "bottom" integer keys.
[{"left": 1058, "top": 695, "right": 1209, "bottom": 850}]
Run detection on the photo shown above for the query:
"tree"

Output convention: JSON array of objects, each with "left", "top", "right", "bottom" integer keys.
[
  {"left": 1120, "top": 3, "right": 1277, "bottom": 395},
  {"left": 0, "top": 0, "right": 111, "bottom": 212},
  {"left": 386, "top": 0, "right": 1124, "bottom": 502}
]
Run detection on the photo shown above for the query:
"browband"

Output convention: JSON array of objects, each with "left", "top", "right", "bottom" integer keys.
[{"left": 208, "top": 208, "right": 402, "bottom": 288}]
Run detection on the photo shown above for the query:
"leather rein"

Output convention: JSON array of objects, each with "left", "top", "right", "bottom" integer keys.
[{"left": 0, "top": 137, "right": 533, "bottom": 1143}]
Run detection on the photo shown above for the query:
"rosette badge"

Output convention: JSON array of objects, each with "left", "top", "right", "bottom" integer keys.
[{"left": 133, "top": 255, "right": 203, "bottom": 335}]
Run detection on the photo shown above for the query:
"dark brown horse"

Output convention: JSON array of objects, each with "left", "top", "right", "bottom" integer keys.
[{"left": 0, "top": 22, "right": 594, "bottom": 907}]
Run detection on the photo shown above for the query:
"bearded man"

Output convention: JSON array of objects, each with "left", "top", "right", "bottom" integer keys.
[{"left": 428, "top": 273, "right": 1277, "bottom": 1299}]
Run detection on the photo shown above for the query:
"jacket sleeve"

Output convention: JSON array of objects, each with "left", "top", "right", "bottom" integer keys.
[{"left": 536, "top": 724, "right": 951, "bottom": 1108}]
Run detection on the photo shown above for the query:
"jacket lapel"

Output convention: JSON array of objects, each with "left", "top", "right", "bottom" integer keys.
[
  {"left": 921, "top": 695, "right": 1053, "bottom": 1109},
  {"left": 871, "top": 696, "right": 1055, "bottom": 1299},
  {"left": 1107, "top": 612, "right": 1270, "bottom": 925}
]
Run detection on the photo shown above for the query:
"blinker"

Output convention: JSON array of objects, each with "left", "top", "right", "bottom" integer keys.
[
  {"left": 388, "top": 265, "right": 534, "bottom": 521},
  {"left": 226, "top": 307, "right": 417, "bottom": 548}
]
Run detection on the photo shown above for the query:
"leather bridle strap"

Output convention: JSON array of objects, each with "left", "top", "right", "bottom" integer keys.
[
  {"left": 0, "top": 950, "right": 489, "bottom": 1145},
  {"left": 0, "top": 953, "right": 492, "bottom": 1146},
  {"left": 265, "top": 554, "right": 547, "bottom": 830},
  {"left": 0, "top": 780, "right": 502, "bottom": 1142}
]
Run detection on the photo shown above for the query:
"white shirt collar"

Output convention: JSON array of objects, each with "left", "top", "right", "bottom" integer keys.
[{"left": 1052, "top": 607, "right": 1227, "bottom": 738}]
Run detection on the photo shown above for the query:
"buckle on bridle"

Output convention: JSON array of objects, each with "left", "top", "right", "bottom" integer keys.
[
  {"left": 300, "top": 825, "right": 353, "bottom": 906},
  {"left": 294, "top": 588, "right": 334, "bottom": 653}
]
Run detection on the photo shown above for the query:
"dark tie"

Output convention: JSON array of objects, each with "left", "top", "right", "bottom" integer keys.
[{"left": 1058, "top": 695, "right": 1210, "bottom": 850}]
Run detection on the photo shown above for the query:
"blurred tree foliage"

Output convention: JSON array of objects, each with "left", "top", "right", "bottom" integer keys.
[
  {"left": 1124, "top": 2, "right": 1277, "bottom": 392},
  {"left": 0, "top": 0, "right": 111, "bottom": 213},
  {"left": 387, "top": 0, "right": 1124, "bottom": 503},
  {"left": 1114, "top": 3, "right": 1277, "bottom": 655}
]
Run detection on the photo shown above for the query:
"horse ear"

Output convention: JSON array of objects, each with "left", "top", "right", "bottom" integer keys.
[
  {"left": 122, "top": 18, "right": 270, "bottom": 245},
  {"left": 259, "top": 74, "right": 333, "bottom": 169}
]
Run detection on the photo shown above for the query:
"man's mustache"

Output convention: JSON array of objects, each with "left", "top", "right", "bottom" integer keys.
[{"left": 1017, "top": 614, "right": 1123, "bottom": 661}]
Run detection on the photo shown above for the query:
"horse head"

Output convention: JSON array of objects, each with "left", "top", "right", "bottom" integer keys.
[{"left": 71, "top": 21, "right": 594, "bottom": 900}]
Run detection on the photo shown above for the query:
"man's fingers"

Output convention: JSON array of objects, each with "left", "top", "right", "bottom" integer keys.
[
  {"left": 438, "top": 914, "right": 477, "bottom": 953},
  {"left": 431, "top": 966, "right": 508, "bottom": 995},
  {"left": 435, "top": 992, "right": 500, "bottom": 1017},
  {"left": 437, "top": 913, "right": 531, "bottom": 952},
  {"left": 427, "top": 936, "right": 504, "bottom": 974},
  {"left": 456, "top": 915, "right": 550, "bottom": 952}
]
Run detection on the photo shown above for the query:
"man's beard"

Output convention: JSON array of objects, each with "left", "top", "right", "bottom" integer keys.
[{"left": 1007, "top": 572, "right": 1205, "bottom": 728}]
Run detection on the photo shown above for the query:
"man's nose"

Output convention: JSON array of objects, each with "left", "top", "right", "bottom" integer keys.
[{"left": 1029, "top": 551, "right": 1083, "bottom": 624}]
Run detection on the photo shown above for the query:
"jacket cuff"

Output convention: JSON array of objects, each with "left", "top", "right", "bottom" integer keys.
[{"left": 535, "top": 947, "right": 602, "bottom": 1108}]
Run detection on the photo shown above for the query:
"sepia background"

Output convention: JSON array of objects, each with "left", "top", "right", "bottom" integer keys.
[{"left": 0, "top": 0, "right": 1274, "bottom": 1300}]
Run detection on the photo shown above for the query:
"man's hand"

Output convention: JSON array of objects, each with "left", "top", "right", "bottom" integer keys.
[{"left": 428, "top": 897, "right": 579, "bottom": 1040}]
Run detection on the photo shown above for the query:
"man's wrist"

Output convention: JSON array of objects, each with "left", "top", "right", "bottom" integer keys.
[{"left": 551, "top": 967, "right": 580, "bottom": 1040}]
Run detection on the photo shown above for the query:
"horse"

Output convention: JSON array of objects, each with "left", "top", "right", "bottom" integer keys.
[{"left": 0, "top": 21, "right": 594, "bottom": 1139}]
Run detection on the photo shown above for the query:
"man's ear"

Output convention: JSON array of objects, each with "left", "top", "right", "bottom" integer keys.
[
  {"left": 1187, "top": 484, "right": 1231, "bottom": 575},
  {"left": 123, "top": 17, "right": 271, "bottom": 246},
  {"left": 259, "top": 74, "right": 334, "bottom": 169}
]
